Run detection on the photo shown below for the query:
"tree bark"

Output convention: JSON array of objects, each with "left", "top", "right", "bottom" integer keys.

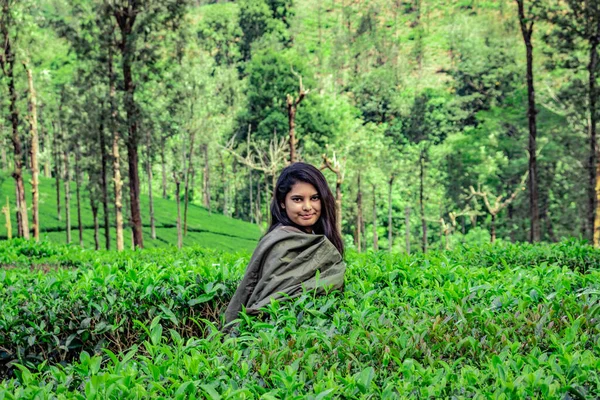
[
  {"left": 491, "top": 213, "right": 496, "bottom": 243},
  {"left": 202, "top": 144, "right": 211, "bottom": 212},
  {"left": 174, "top": 173, "right": 182, "bottom": 249},
  {"left": 117, "top": 12, "right": 143, "bottom": 249},
  {"left": 405, "top": 206, "right": 411, "bottom": 255},
  {"left": 146, "top": 129, "right": 156, "bottom": 239},
  {"left": 2, "top": 197, "right": 11, "bottom": 240},
  {"left": 75, "top": 144, "right": 84, "bottom": 247},
  {"left": 286, "top": 77, "right": 308, "bottom": 164},
  {"left": 515, "top": 0, "right": 540, "bottom": 243},
  {"left": 24, "top": 63, "right": 40, "bottom": 241},
  {"left": 589, "top": 37, "right": 600, "bottom": 246},
  {"left": 15, "top": 185, "right": 21, "bottom": 237},
  {"left": 372, "top": 183, "right": 378, "bottom": 251},
  {"left": 388, "top": 175, "right": 394, "bottom": 252},
  {"left": 161, "top": 137, "right": 168, "bottom": 199},
  {"left": 356, "top": 173, "right": 363, "bottom": 252},
  {"left": 91, "top": 196, "right": 99, "bottom": 250},
  {"left": 419, "top": 150, "right": 427, "bottom": 253},
  {"left": 53, "top": 122, "right": 61, "bottom": 222},
  {"left": 109, "top": 46, "right": 124, "bottom": 251},
  {"left": 183, "top": 131, "right": 195, "bottom": 235},
  {"left": 256, "top": 175, "right": 262, "bottom": 226},
  {"left": 1, "top": 30, "right": 29, "bottom": 239},
  {"left": 249, "top": 169, "right": 254, "bottom": 224},
  {"left": 63, "top": 148, "right": 71, "bottom": 244},
  {"left": 220, "top": 152, "right": 228, "bottom": 216},
  {"left": 98, "top": 120, "right": 110, "bottom": 249}
]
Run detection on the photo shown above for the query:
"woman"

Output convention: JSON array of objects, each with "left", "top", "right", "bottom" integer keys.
[{"left": 223, "top": 162, "right": 346, "bottom": 327}]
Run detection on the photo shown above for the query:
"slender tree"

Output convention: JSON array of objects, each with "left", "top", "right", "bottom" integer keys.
[
  {"left": 515, "top": 0, "right": 542, "bottom": 242},
  {"left": 286, "top": 73, "right": 309, "bottom": 163},
  {"left": 109, "top": 44, "right": 124, "bottom": 251},
  {"left": 372, "top": 183, "right": 378, "bottom": 251},
  {"left": 1, "top": 0, "right": 29, "bottom": 239},
  {"left": 321, "top": 152, "right": 344, "bottom": 235},
  {"left": 545, "top": 0, "right": 600, "bottom": 246},
  {"left": 107, "top": 0, "right": 189, "bottom": 249},
  {"left": 23, "top": 62, "right": 40, "bottom": 241}
]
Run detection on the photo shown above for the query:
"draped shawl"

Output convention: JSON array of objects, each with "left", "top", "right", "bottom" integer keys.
[{"left": 224, "top": 225, "right": 346, "bottom": 326}]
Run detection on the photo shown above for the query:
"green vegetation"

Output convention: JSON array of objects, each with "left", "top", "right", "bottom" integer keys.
[
  {"left": 0, "top": 173, "right": 260, "bottom": 252},
  {"left": 1, "top": 240, "right": 599, "bottom": 398}
]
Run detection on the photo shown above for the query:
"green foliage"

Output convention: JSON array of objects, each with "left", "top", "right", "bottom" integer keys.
[
  {"left": 196, "top": 3, "right": 243, "bottom": 66},
  {"left": 239, "top": 47, "right": 337, "bottom": 146},
  {"left": 238, "top": 0, "right": 293, "bottom": 61},
  {"left": 0, "top": 241, "right": 599, "bottom": 397}
]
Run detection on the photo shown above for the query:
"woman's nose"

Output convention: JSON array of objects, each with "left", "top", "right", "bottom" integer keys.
[{"left": 303, "top": 201, "right": 311, "bottom": 210}]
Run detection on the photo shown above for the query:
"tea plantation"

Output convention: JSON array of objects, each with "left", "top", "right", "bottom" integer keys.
[{"left": 1, "top": 239, "right": 599, "bottom": 399}]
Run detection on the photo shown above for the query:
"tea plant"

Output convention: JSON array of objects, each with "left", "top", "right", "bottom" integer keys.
[{"left": 1, "top": 241, "right": 599, "bottom": 398}]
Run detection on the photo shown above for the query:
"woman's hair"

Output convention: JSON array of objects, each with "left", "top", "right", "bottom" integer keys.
[{"left": 269, "top": 162, "right": 344, "bottom": 256}]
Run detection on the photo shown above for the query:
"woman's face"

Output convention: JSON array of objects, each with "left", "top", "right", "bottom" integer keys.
[{"left": 281, "top": 181, "right": 321, "bottom": 232}]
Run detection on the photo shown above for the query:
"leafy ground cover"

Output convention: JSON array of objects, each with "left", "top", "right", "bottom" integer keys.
[
  {"left": 0, "top": 173, "right": 261, "bottom": 252},
  {"left": 0, "top": 240, "right": 599, "bottom": 398}
]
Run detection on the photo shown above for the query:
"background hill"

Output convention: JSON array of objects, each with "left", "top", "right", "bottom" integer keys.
[{"left": 0, "top": 173, "right": 261, "bottom": 252}]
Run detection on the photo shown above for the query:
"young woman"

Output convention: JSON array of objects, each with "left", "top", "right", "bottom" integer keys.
[{"left": 224, "top": 162, "right": 346, "bottom": 327}]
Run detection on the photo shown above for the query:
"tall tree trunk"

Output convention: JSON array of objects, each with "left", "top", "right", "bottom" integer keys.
[
  {"left": 98, "top": 120, "right": 110, "bottom": 249},
  {"left": 334, "top": 174, "right": 342, "bottom": 235},
  {"left": 356, "top": 173, "right": 363, "bottom": 252},
  {"left": 161, "top": 137, "right": 167, "bottom": 199},
  {"left": 419, "top": 150, "right": 427, "bottom": 253},
  {"left": 91, "top": 197, "right": 99, "bottom": 250},
  {"left": 405, "top": 206, "right": 411, "bottom": 254},
  {"left": 202, "top": 144, "right": 211, "bottom": 212},
  {"left": 249, "top": 169, "right": 254, "bottom": 224},
  {"left": 2, "top": 33, "right": 29, "bottom": 239},
  {"left": 183, "top": 131, "right": 195, "bottom": 235},
  {"left": 372, "top": 183, "right": 378, "bottom": 251},
  {"left": 220, "top": 152, "right": 228, "bottom": 216},
  {"left": 174, "top": 173, "right": 182, "bottom": 249},
  {"left": 256, "top": 175, "right": 262, "bottom": 226},
  {"left": 2, "top": 196, "right": 11, "bottom": 240},
  {"left": 508, "top": 203, "right": 515, "bottom": 242},
  {"left": 75, "top": 144, "right": 84, "bottom": 247},
  {"left": 63, "top": 148, "right": 71, "bottom": 244},
  {"left": 286, "top": 83, "right": 308, "bottom": 163},
  {"left": 24, "top": 63, "right": 39, "bottom": 241},
  {"left": 589, "top": 38, "right": 600, "bottom": 246},
  {"left": 388, "top": 175, "right": 394, "bottom": 252},
  {"left": 53, "top": 122, "right": 61, "bottom": 222},
  {"left": 120, "top": 23, "right": 143, "bottom": 249},
  {"left": 15, "top": 185, "right": 22, "bottom": 237},
  {"left": 516, "top": 0, "right": 540, "bottom": 243},
  {"left": 146, "top": 129, "right": 156, "bottom": 239},
  {"left": 109, "top": 47, "right": 124, "bottom": 251}
]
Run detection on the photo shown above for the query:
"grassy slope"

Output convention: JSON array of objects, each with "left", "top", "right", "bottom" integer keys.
[{"left": 0, "top": 173, "right": 261, "bottom": 252}]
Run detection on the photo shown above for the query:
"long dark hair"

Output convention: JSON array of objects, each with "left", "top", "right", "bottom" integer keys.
[{"left": 269, "top": 162, "right": 344, "bottom": 256}]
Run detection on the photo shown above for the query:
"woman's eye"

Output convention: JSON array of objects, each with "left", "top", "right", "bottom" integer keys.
[{"left": 311, "top": 196, "right": 320, "bottom": 201}]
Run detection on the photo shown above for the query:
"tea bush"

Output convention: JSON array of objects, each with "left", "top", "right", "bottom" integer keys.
[{"left": 0, "top": 240, "right": 599, "bottom": 398}]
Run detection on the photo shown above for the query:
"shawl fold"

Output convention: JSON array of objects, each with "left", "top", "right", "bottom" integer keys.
[{"left": 224, "top": 225, "right": 346, "bottom": 326}]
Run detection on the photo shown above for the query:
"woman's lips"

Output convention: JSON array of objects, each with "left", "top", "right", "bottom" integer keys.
[{"left": 300, "top": 214, "right": 315, "bottom": 219}]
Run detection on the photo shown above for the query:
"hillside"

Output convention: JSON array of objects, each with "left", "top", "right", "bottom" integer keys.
[{"left": 0, "top": 173, "right": 261, "bottom": 252}]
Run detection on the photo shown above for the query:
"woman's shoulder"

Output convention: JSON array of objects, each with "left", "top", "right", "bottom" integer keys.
[{"left": 256, "top": 224, "right": 321, "bottom": 248}]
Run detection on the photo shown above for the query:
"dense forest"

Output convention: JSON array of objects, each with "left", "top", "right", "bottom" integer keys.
[{"left": 1, "top": 0, "right": 599, "bottom": 251}]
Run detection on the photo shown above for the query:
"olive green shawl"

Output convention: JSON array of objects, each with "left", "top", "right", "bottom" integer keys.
[{"left": 224, "top": 225, "right": 345, "bottom": 326}]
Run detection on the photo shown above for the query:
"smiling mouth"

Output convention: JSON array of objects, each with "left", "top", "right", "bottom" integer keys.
[{"left": 300, "top": 214, "right": 315, "bottom": 218}]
